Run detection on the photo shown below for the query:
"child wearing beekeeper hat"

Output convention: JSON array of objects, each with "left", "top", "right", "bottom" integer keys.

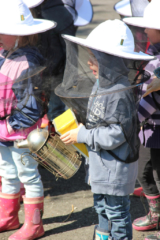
[
  {"left": 0, "top": 0, "right": 55, "bottom": 239},
  {"left": 57, "top": 19, "right": 154, "bottom": 239}
]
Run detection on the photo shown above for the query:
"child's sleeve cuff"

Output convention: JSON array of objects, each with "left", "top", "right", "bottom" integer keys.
[{"left": 77, "top": 125, "right": 87, "bottom": 144}]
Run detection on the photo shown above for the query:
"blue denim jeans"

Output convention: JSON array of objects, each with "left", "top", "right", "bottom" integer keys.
[
  {"left": 94, "top": 194, "right": 132, "bottom": 240},
  {"left": 0, "top": 146, "right": 43, "bottom": 198}
]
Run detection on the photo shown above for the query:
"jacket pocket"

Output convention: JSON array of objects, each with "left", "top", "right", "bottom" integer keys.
[{"left": 89, "top": 151, "right": 111, "bottom": 182}]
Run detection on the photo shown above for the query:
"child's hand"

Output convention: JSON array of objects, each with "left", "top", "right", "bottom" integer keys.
[
  {"left": 60, "top": 123, "right": 83, "bottom": 145},
  {"left": 143, "top": 77, "right": 160, "bottom": 97}
]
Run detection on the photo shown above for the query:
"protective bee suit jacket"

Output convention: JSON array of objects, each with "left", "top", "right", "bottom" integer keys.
[
  {"left": 0, "top": 46, "right": 45, "bottom": 147},
  {"left": 77, "top": 52, "right": 139, "bottom": 196}
]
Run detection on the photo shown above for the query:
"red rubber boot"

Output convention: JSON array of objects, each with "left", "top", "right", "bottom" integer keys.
[
  {"left": 9, "top": 196, "right": 44, "bottom": 240},
  {"left": 0, "top": 192, "right": 20, "bottom": 232},
  {"left": 133, "top": 187, "right": 145, "bottom": 197}
]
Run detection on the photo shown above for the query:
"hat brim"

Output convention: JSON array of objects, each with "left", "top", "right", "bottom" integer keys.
[
  {"left": 0, "top": 19, "right": 56, "bottom": 36},
  {"left": 62, "top": 34, "right": 155, "bottom": 61},
  {"left": 24, "top": 0, "right": 44, "bottom": 8},
  {"left": 74, "top": 0, "right": 93, "bottom": 26},
  {"left": 124, "top": 17, "right": 160, "bottom": 30},
  {"left": 114, "top": 0, "right": 132, "bottom": 17}
]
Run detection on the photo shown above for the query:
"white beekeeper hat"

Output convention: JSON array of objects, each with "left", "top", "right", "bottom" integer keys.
[
  {"left": 0, "top": 0, "right": 56, "bottom": 36},
  {"left": 74, "top": 0, "right": 93, "bottom": 26},
  {"left": 23, "top": 0, "right": 44, "bottom": 8},
  {"left": 114, "top": 0, "right": 149, "bottom": 18},
  {"left": 123, "top": 0, "right": 160, "bottom": 29},
  {"left": 63, "top": 19, "right": 155, "bottom": 60},
  {"left": 114, "top": 0, "right": 132, "bottom": 17}
]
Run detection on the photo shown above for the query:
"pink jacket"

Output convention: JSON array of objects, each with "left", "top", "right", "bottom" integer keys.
[{"left": 0, "top": 47, "right": 43, "bottom": 143}]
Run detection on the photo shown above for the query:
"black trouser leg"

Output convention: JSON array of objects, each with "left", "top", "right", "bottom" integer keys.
[{"left": 137, "top": 145, "right": 160, "bottom": 196}]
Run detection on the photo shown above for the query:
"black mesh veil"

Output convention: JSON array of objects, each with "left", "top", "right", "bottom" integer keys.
[
  {"left": 55, "top": 39, "right": 151, "bottom": 163},
  {"left": 56, "top": 39, "right": 150, "bottom": 101},
  {"left": 127, "top": 25, "right": 149, "bottom": 53},
  {"left": 122, "top": 0, "right": 150, "bottom": 54}
]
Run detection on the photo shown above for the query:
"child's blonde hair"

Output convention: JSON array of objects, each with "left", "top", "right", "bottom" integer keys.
[
  {"left": 18, "top": 8, "right": 39, "bottom": 48},
  {"left": 19, "top": 34, "right": 39, "bottom": 47}
]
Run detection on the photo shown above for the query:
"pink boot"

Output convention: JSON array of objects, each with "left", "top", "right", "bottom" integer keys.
[
  {"left": 9, "top": 196, "right": 45, "bottom": 240},
  {"left": 133, "top": 195, "right": 160, "bottom": 231},
  {"left": 0, "top": 192, "right": 20, "bottom": 232},
  {"left": 133, "top": 187, "right": 145, "bottom": 197}
]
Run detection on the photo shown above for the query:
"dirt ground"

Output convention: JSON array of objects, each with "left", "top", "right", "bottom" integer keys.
[{"left": 0, "top": 0, "right": 158, "bottom": 239}]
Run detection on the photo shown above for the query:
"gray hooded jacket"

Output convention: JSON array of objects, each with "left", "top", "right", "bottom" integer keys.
[{"left": 77, "top": 52, "right": 139, "bottom": 196}]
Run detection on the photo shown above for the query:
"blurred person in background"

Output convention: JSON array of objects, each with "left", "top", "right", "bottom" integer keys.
[{"left": 34, "top": 0, "right": 93, "bottom": 121}]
